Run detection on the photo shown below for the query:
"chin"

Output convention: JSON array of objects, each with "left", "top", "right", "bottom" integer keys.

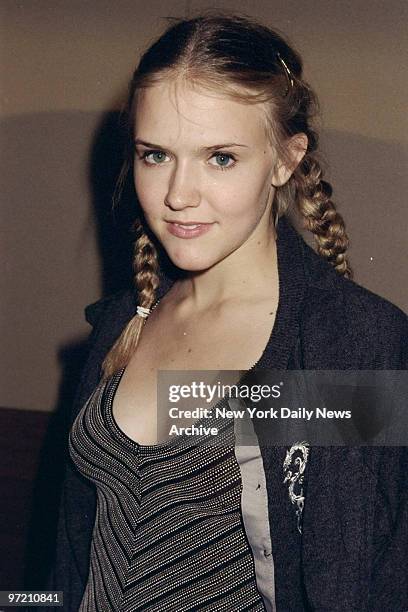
[
  {"left": 168, "top": 257, "right": 214, "bottom": 273},
  {"left": 165, "top": 248, "right": 217, "bottom": 273}
]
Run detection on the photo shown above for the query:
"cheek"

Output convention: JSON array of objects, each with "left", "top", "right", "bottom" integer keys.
[
  {"left": 214, "top": 172, "right": 271, "bottom": 221},
  {"left": 134, "top": 172, "right": 162, "bottom": 215}
]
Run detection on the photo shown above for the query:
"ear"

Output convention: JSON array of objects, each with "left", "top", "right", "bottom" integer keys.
[{"left": 271, "top": 133, "right": 308, "bottom": 187}]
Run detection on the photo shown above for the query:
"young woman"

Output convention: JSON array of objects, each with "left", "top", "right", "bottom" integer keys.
[{"left": 47, "top": 13, "right": 407, "bottom": 612}]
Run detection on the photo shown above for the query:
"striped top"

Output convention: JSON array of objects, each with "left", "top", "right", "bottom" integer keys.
[{"left": 69, "top": 368, "right": 267, "bottom": 611}]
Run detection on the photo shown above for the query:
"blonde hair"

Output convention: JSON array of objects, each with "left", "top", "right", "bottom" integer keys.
[{"left": 102, "top": 12, "right": 352, "bottom": 378}]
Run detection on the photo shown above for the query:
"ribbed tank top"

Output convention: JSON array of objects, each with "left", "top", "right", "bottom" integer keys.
[{"left": 69, "top": 369, "right": 267, "bottom": 611}]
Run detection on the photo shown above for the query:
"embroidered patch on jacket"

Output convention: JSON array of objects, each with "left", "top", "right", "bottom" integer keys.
[{"left": 283, "top": 441, "right": 310, "bottom": 534}]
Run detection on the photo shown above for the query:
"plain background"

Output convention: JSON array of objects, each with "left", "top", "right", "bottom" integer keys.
[{"left": 2, "top": 0, "right": 407, "bottom": 413}]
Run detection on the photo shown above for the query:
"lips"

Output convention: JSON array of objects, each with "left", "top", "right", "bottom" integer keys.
[
  {"left": 166, "top": 221, "right": 214, "bottom": 239},
  {"left": 173, "top": 223, "right": 202, "bottom": 228}
]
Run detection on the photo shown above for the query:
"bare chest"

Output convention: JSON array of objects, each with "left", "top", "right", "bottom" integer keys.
[{"left": 111, "top": 301, "right": 277, "bottom": 444}]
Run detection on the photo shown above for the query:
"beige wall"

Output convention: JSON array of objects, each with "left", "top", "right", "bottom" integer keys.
[{"left": 2, "top": 1, "right": 407, "bottom": 412}]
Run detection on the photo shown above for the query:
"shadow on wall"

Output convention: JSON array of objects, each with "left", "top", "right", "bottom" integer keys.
[
  {"left": 18, "top": 111, "right": 136, "bottom": 589},
  {"left": 0, "top": 110, "right": 406, "bottom": 588},
  {"left": 88, "top": 111, "right": 136, "bottom": 296}
]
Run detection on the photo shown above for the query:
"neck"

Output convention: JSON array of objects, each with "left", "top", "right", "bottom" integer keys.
[{"left": 171, "top": 225, "right": 278, "bottom": 312}]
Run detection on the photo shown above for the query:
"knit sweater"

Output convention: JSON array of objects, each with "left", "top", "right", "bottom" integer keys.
[
  {"left": 69, "top": 367, "right": 266, "bottom": 611},
  {"left": 45, "top": 216, "right": 408, "bottom": 611}
]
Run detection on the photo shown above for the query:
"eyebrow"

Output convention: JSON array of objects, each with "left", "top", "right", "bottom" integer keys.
[{"left": 134, "top": 138, "right": 249, "bottom": 152}]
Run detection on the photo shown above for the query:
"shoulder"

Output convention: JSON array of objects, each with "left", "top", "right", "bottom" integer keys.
[
  {"left": 70, "top": 288, "right": 136, "bottom": 422},
  {"left": 299, "top": 243, "right": 408, "bottom": 368},
  {"left": 84, "top": 288, "right": 136, "bottom": 329},
  {"left": 80, "top": 288, "right": 137, "bottom": 374}
]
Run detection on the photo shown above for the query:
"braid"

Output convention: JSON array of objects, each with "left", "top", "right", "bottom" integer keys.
[
  {"left": 133, "top": 219, "right": 160, "bottom": 307},
  {"left": 270, "top": 69, "right": 353, "bottom": 279},
  {"left": 101, "top": 220, "right": 160, "bottom": 379},
  {"left": 294, "top": 154, "right": 352, "bottom": 279}
]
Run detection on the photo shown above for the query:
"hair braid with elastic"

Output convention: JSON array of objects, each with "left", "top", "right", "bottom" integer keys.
[{"left": 101, "top": 220, "right": 160, "bottom": 378}]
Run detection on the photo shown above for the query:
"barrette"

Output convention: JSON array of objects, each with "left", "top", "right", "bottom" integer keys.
[{"left": 277, "top": 52, "right": 295, "bottom": 95}]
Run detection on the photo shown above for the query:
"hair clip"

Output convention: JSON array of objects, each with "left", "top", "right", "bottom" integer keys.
[
  {"left": 136, "top": 305, "right": 151, "bottom": 318},
  {"left": 277, "top": 52, "right": 294, "bottom": 95}
]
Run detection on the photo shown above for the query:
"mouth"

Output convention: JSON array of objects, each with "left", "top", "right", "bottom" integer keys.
[{"left": 166, "top": 221, "right": 214, "bottom": 239}]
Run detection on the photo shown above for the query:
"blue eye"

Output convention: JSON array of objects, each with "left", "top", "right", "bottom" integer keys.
[
  {"left": 140, "top": 150, "right": 168, "bottom": 165},
  {"left": 151, "top": 151, "right": 166, "bottom": 163},
  {"left": 211, "top": 153, "right": 236, "bottom": 170},
  {"left": 215, "top": 154, "right": 230, "bottom": 166}
]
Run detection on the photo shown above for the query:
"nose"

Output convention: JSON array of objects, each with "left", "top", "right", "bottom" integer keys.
[{"left": 164, "top": 161, "right": 201, "bottom": 210}]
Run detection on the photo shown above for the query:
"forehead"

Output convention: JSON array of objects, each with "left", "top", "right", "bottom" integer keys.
[{"left": 134, "top": 79, "right": 270, "bottom": 148}]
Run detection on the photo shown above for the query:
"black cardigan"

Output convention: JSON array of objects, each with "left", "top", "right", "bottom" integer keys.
[{"left": 45, "top": 217, "right": 408, "bottom": 611}]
